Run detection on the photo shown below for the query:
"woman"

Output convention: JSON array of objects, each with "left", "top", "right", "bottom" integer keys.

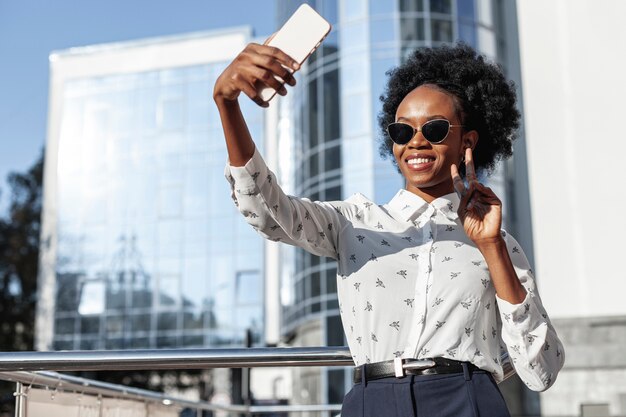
[{"left": 213, "top": 42, "right": 564, "bottom": 416}]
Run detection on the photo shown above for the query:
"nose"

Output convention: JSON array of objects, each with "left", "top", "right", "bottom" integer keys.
[{"left": 407, "top": 128, "right": 431, "bottom": 149}]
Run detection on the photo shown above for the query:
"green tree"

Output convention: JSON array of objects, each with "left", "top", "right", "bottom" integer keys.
[
  {"left": 0, "top": 150, "right": 43, "bottom": 351},
  {"left": 0, "top": 150, "right": 43, "bottom": 414}
]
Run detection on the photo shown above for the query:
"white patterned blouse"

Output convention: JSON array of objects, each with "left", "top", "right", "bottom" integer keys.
[{"left": 224, "top": 148, "right": 565, "bottom": 392}]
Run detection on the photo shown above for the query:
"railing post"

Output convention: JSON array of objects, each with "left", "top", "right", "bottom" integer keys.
[{"left": 13, "top": 382, "right": 26, "bottom": 417}]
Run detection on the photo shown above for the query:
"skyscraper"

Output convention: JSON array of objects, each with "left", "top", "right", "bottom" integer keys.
[{"left": 36, "top": 28, "right": 266, "bottom": 353}]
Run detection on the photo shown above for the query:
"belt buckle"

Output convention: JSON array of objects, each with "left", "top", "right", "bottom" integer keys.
[{"left": 394, "top": 358, "right": 437, "bottom": 377}]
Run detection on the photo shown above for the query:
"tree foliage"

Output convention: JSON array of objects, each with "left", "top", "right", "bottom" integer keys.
[
  {"left": 0, "top": 150, "right": 43, "bottom": 414},
  {"left": 0, "top": 150, "right": 43, "bottom": 352}
]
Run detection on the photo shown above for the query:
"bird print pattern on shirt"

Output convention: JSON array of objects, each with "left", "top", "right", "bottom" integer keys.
[{"left": 225, "top": 150, "right": 566, "bottom": 391}]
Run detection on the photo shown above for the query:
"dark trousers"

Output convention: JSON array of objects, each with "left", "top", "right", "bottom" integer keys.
[{"left": 341, "top": 363, "right": 511, "bottom": 417}]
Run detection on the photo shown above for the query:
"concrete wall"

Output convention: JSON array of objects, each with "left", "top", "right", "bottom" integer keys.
[
  {"left": 544, "top": 318, "right": 626, "bottom": 416},
  {"left": 516, "top": 0, "right": 626, "bottom": 320},
  {"left": 516, "top": 1, "right": 626, "bottom": 414}
]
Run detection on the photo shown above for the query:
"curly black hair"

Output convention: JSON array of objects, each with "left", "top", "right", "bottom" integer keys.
[{"left": 378, "top": 43, "right": 520, "bottom": 177}]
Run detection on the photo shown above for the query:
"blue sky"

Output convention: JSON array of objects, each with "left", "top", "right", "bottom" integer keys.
[{"left": 0, "top": 0, "right": 276, "bottom": 213}]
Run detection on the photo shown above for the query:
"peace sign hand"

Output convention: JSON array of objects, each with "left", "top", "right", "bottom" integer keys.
[{"left": 451, "top": 148, "right": 503, "bottom": 248}]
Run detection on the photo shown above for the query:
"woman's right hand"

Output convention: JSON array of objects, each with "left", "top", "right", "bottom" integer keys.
[{"left": 213, "top": 41, "right": 300, "bottom": 108}]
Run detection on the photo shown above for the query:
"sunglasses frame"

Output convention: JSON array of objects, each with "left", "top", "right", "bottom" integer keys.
[{"left": 386, "top": 119, "right": 464, "bottom": 145}]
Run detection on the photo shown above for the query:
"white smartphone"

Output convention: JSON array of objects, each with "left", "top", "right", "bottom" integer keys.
[{"left": 258, "top": 4, "right": 332, "bottom": 102}]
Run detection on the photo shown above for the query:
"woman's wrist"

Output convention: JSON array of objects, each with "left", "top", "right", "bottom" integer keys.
[
  {"left": 474, "top": 235, "right": 506, "bottom": 253},
  {"left": 478, "top": 236, "right": 527, "bottom": 304},
  {"left": 213, "top": 94, "right": 239, "bottom": 108}
]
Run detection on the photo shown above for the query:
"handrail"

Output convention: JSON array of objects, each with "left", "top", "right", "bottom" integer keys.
[
  {"left": 0, "top": 346, "right": 515, "bottom": 381},
  {"left": 0, "top": 346, "right": 354, "bottom": 372},
  {"left": 1, "top": 370, "right": 342, "bottom": 414},
  {"left": 0, "top": 347, "right": 516, "bottom": 415}
]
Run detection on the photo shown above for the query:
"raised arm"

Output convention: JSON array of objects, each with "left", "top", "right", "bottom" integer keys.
[
  {"left": 214, "top": 42, "right": 349, "bottom": 260},
  {"left": 212, "top": 41, "right": 300, "bottom": 166},
  {"left": 452, "top": 148, "right": 565, "bottom": 391}
]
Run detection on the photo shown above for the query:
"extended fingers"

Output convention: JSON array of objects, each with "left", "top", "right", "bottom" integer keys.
[
  {"left": 465, "top": 147, "right": 478, "bottom": 184},
  {"left": 473, "top": 182, "right": 501, "bottom": 206},
  {"left": 466, "top": 183, "right": 501, "bottom": 211},
  {"left": 249, "top": 43, "right": 299, "bottom": 82},
  {"left": 242, "top": 48, "right": 297, "bottom": 87},
  {"left": 450, "top": 163, "right": 467, "bottom": 198}
]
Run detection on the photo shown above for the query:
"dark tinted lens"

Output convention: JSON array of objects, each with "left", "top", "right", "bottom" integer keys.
[
  {"left": 387, "top": 123, "right": 414, "bottom": 144},
  {"left": 421, "top": 120, "right": 450, "bottom": 143}
]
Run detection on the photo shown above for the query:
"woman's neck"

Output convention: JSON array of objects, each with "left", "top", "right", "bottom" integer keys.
[{"left": 405, "top": 182, "right": 455, "bottom": 203}]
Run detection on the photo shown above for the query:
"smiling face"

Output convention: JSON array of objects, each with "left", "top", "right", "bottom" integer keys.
[{"left": 392, "top": 85, "right": 477, "bottom": 202}]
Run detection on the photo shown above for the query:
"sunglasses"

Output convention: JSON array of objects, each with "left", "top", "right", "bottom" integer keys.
[{"left": 387, "top": 119, "right": 463, "bottom": 145}]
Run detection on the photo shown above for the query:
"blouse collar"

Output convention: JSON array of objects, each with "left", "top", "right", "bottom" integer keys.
[{"left": 388, "top": 189, "right": 460, "bottom": 222}]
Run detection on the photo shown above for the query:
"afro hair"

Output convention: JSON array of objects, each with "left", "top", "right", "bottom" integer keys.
[{"left": 377, "top": 43, "right": 520, "bottom": 177}]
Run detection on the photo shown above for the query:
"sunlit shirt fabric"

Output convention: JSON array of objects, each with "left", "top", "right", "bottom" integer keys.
[{"left": 224, "top": 148, "right": 565, "bottom": 392}]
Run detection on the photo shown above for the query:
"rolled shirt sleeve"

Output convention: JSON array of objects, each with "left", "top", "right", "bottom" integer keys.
[
  {"left": 495, "top": 231, "right": 565, "bottom": 391},
  {"left": 224, "top": 147, "right": 347, "bottom": 259}
]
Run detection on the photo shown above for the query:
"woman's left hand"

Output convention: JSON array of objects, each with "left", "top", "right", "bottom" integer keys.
[{"left": 451, "top": 148, "right": 503, "bottom": 247}]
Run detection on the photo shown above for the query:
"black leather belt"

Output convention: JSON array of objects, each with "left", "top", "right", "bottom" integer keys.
[{"left": 353, "top": 357, "right": 481, "bottom": 383}]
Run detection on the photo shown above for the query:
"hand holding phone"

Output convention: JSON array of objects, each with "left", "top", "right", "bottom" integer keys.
[
  {"left": 213, "top": 5, "right": 330, "bottom": 107},
  {"left": 257, "top": 4, "right": 332, "bottom": 102}
]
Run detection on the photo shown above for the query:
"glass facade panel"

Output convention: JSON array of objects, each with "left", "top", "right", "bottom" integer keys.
[
  {"left": 431, "top": 19, "right": 453, "bottom": 42},
  {"left": 430, "top": 0, "right": 452, "bottom": 14},
  {"left": 457, "top": 0, "right": 475, "bottom": 19},
  {"left": 400, "top": 0, "right": 424, "bottom": 12},
  {"left": 371, "top": 0, "right": 395, "bottom": 15},
  {"left": 325, "top": 145, "right": 341, "bottom": 172},
  {"left": 157, "top": 312, "right": 177, "bottom": 331},
  {"left": 343, "top": 0, "right": 366, "bottom": 20},
  {"left": 341, "top": 22, "right": 368, "bottom": 50},
  {"left": 323, "top": 70, "right": 341, "bottom": 141},
  {"left": 235, "top": 270, "right": 262, "bottom": 305},
  {"left": 400, "top": 17, "right": 426, "bottom": 42}
]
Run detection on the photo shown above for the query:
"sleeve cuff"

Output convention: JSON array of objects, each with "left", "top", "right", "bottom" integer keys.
[
  {"left": 496, "top": 290, "right": 546, "bottom": 328},
  {"left": 224, "top": 147, "right": 268, "bottom": 192}
]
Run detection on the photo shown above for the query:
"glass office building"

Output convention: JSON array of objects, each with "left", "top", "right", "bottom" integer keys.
[
  {"left": 36, "top": 28, "right": 266, "bottom": 352},
  {"left": 273, "top": 0, "right": 529, "bottom": 413}
]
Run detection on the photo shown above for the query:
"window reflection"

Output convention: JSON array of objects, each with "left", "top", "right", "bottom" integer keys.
[
  {"left": 458, "top": 23, "right": 477, "bottom": 46},
  {"left": 370, "top": 18, "right": 397, "bottom": 44},
  {"left": 430, "top": 0, "right": 452, "bottom": 14},
  {"left": 183, "top": 309, "right": 204, "bottom": 330},
  {"left": 157, "top": 312, "right": 177, "bottom": 331},
  {"left": 343, "top": 0, "right": 366, "bottom": 20},
  {"left": 80, "top": 316, "right": 100, "bottom": 335},
  {"left": 400, "top": 0, "right": 424, "bottom": 12},
  {"left": 431, "top": 19, "right": 453, "bottom": 42},
  {"left": 401, "top": 17, "right": 426, "bottom": 41},
  {"left": 325, "top": 145, "right": 341, "bottom": 172},
  {"left": 131, "top": 314, "right": 151, "bottom": 332},
  {"left": 323, "top": 70, "right": 341, "bottom": 141},
  {"left": 235, "top": 271, "right": 262, "bottom": 305},
  {"left": 341, "top": 22, "right": 367, "bottom": 50},
  {"left": 308, "top": 79, "right": 319, "bottom": 148},
  {"left": 55, "top": 318, "right": 74, "bottom": 334}
]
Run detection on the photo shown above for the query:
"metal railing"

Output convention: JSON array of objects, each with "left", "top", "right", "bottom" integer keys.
[{"left": 0, "top": 347, "right": 515, "bottom": 416}]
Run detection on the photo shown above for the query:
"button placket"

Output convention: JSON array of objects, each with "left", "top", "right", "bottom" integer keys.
[
  {"left": 410, "top": 206, "right": 436, "bottom": 356},
  {"left": 424, "top": 207, "right": 437, "bottom": 306}
]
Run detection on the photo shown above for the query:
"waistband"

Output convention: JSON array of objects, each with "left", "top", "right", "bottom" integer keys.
[{"left": 353, "top": 357, "right": 481, "bottom": 384}]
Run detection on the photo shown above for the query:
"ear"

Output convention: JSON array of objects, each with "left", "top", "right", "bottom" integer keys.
[{"left": 462, "top": 130, "right": 479, "bottom": 151}]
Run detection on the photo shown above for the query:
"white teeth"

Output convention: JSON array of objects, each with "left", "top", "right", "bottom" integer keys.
[{"left": 407, "top": 157, "right": 434, "bottom": 165}]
